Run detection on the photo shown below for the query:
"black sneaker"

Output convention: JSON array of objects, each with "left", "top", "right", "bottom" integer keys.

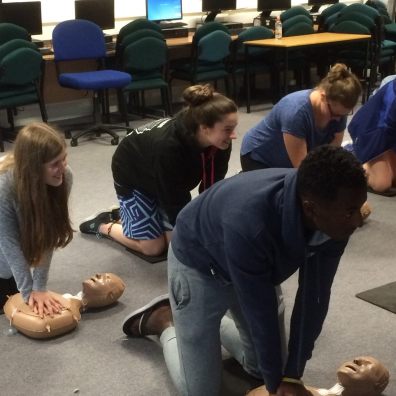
[
  {"left": 108, "top": 205, "right": 121, "bottom": 222},
  {"left": 79, "top": 211, "right": 114, "bottom": 236}
]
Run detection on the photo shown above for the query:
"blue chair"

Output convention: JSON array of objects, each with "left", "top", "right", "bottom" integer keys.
[{"left": 52, "top": 19, "right": 132, "bottom": 146}]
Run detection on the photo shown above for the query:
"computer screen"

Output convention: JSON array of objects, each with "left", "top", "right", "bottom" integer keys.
[
  {"left": 257, "top": 0, "right": 291, "bottom": 17},
  {"left": 0, "top": 1, "right": 42, "bottom": 35},
  {"left": 146, "top": 0, "right": 182, "bottom": 22},
  {"left": 308, "top": 0, "right": 339, "bottom": 13},
  {"left": 202, "top": 0, "right": 236, "bottom": 22},
  {"left": 75, "top": 0, "right": 115, "bottom": 30}
]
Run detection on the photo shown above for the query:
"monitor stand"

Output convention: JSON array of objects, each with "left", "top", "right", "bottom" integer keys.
[
  {"left": 204, "top": 9, "right": 221, "bottom": 23},
  {"left": 309, "top": 5, "right": 321, "bottom": 13}
]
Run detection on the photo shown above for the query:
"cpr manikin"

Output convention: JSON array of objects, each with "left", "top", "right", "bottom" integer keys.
[
  {"left": 247, "top": 356, "right": 389, "bottom": 396},
  {"left": 3, "top": 273, "right": 125, "bottom": 339}
]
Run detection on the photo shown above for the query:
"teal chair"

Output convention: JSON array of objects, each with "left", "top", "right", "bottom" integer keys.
[
  {"left": 116, "top": 19, "right": 162, "bottom": 55},
  {"left": 170, "top": 24, "right": 232, "bottom": 96},
  {"left": 0, "top": 39, "right": 47, "bottom": 152},
  {"left": 282, "top": 15, "right": 313, "bottom": 34},
  {"left": 280, "top": 6, "right": 311, "bottom": 22},
  {"left": 121, "top": 36, "right": 172, "bottom": 117},
  {"left": 231, "top": 26, "right": 274, "bottom": 112},
  {"left": 317, "top": 2, "right": 347, "bottom": 32},
  {"left": 0, "top": 23, "right": 30, "bottom": 45}
]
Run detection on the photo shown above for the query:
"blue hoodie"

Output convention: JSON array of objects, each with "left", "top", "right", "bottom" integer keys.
[{"left": 171, "top": 168, "right": 347, "bottom": 393}]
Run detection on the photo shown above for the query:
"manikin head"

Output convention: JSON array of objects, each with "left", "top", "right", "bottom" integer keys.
[
  {"left": 82, "top": 273, "right": 125, "bottom": 308},
  {"left": 337, "top": 356, "right": 389, "bottom": 396}
]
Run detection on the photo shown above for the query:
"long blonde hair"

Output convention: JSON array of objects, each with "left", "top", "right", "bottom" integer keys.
[{"left": 0, "top": 123, "right": 73, "bottom": 266}]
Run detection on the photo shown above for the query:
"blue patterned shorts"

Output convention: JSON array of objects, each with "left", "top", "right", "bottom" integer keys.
[{"left": 117, "top": 189, "right": 173, "bottom": 240}]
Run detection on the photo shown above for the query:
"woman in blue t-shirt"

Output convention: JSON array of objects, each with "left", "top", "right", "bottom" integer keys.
[{"left": 241, "top": 64, "right": 361, "bottom": 171}]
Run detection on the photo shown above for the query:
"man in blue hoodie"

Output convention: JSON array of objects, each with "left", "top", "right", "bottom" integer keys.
[{"left": 122, "top": 145, "right": 367, "bottom": 396}]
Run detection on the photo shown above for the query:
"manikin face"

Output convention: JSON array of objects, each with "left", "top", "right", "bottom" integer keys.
[
  {"left": 337, "top": 356, "right": 389, "bottom": 396},
  {"left": 82, "top": 273, "right": 125, "bottom": 308},
  {"left": 43, "top": 150, "right": 67, "bottom": 187},
  {"left": 303, "top": 187, "right": 367, "bottom": 241},
  {"left": 200, "top": 112, "right": 238, "bottom": 150}
]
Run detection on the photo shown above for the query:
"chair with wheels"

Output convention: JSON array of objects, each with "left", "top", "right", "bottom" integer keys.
[
  {"left": 52, "top": 19, "right": 132, "bottom": 146},
  {"left": 0, "top": 39, "right": 47, "bottom": 152}
]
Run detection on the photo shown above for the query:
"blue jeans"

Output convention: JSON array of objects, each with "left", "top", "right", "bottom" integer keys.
[{"left": 165, "top": 244, "right": 286, "bottom": 396}]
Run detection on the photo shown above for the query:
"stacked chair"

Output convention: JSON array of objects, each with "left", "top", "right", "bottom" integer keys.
[
  {"left": 327, "top": 3, "right": 396, "bottom": 100},
  {"left": 231, "top": 26, "right": 274, "bottom": 113},
  {"left": 170, "top": 22, "right": 232, "bottom": 97},
  {"left": 115, "top": 19, "right": 172, "bottom": 117},
  {"left": 0, "top": 23, "right": 47, "bottom": 152},
  {"left": 279, "top": 7, "right": 315, "bottom": 92}
]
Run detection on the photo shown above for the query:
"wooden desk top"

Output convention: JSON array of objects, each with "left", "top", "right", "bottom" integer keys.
[{"left": 244, "top": 32, "right": 371, "bottom": 48}]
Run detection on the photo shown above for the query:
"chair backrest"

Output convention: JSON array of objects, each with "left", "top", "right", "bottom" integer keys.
[
  {"left": 331, "top": 20, "right": 371, "bottom": 35},
  {"left": 193, "top": 22, "right": 230, "bottom": 46},
  {"left": 365, "top": 0, "right": 392, "bottom": 24},
  {"left": 197, "top": 30, "right": 231, "bottom": 63},
  {"left": 115, "top": 29, "right": 165, "bottom": 64},
  {"left": 336, "top": 11, "right": 377, "bottom": 31},
  {"left": 52, "top": 19, "right": 106, "bottom": 61},
  {"left": 235, "top": 26, "right": 273, "bottom": 56},
  {"left": 0, "top": 47, "right": 42, "bottom": 85},
  {"left": 0, "top": 22, "right": 30, "bottom": 45},
  {"left": 320, "top": 2, "right": 347, "bottom": 20},
  {"left": 280, "top": 6, "right": 311, "bottom": 22},
  {"left": 282, "top": 15, "right": 313, "bottom": 33},
  {"left": 340, "top": 3, "right": 380, "bottom": 21},
  {"left": 0, "top": 38, "right": 38, "bottom": 60},
  {"left": 122, "top": 36, "right": 167, "bottom": 76},
  {"left": 283, "top": 22, "right": 314, "bottom": 37}
]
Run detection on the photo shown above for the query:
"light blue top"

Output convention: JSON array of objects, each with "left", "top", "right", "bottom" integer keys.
[
  {"left": 241, "top": 90, "right": 347, "bottom": 167},
  {"left": 0, "top": 165, "right": 72, "bottom": 301}
]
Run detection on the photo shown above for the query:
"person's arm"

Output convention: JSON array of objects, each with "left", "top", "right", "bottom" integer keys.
[
  {"left": 330, "top": 131, "right": 344, "bottom": 147},
  {"left": 283, "top": 133, "right": 308, "bottom": 168},
  {"left": 284, "top": 240, "right": 347, "bottom": 379}
]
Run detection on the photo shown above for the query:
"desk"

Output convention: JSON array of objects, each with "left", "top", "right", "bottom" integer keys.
[{"left": 244, "top": 32, "right": 372, "bottom": 100}]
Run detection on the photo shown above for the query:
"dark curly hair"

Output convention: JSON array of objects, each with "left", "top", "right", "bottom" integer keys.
[{"left": 297, "top": 145, "right": 366, "bottom": 201}]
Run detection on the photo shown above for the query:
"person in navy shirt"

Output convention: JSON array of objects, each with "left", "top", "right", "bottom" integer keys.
[{"left": 122, "top": 145, "right": 367, "bottom": 396}]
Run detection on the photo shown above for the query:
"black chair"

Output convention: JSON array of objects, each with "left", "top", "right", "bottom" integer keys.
[{"left": 52, "top": 19, "right": 132, "bottom": 146}]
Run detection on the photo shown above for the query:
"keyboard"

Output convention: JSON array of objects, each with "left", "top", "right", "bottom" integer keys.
[{"left": 160, "top": 22, "right": 188, "bottom": 29}]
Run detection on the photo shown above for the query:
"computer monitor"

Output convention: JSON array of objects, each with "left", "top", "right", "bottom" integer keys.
[
  {"left": 308, "top": 0, "right": 339, "bottom": 13},
  {"left": 146, "top": 0, "right": 183, "bottom": 23},
  {"left": 75, "top": 0, "right": 115, "bottom": 30},
  {"left": 202, "top": 0, "right": 237, "bottom": 23},
  {"left": 257, "top": 0, "right": 291, "bottom": 19},
  {"left": 0, "top": 1, "right": 42, "bottom": 35}
]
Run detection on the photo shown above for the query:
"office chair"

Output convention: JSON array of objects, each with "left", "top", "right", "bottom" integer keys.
[
  {"left": 316, "top": 2, "right": 347, "bottom": 32},
  {"left": 121, "top": 35, "right": 172, "bottom": 117},
  {"left": 0, "top": 22, "right": 30, "bottom": 45},
  {"left": 232, "top": 26, "right": 274, "bottom": 112},
  {"left": 52, "top": 19, "right": 132, "bottom": 146},
  {"left": 170, "top": 23, "right": 232, "bottom": 96},
  {"left": 280, "top": 6, "right": 311, "bottom": 22},
  {"left": 0, "top": 39, "right": 47, "bottom": 152}
]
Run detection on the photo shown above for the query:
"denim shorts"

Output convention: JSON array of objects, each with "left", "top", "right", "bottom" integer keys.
[{"left": 117, "top": 189, "right": 173, "bottom": 240}]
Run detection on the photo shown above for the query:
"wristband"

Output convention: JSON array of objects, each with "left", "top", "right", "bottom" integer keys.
[{"left": 282, "top": 377, "right": 304, "bottom": 385}]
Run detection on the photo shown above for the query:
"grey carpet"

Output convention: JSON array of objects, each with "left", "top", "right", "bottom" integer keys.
[
  {"left": 356, "top": 282, "right": 396, "bottom": 313},
  {"left": 1, "top": 104, "right": 395, "bottom": 396}
]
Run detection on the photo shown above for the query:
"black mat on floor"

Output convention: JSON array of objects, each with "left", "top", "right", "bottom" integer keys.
[
  {"left": 356, "top": 282, "right": 396, "bottom": 313},
  {"left": 125, "top": 247, "right": 167, "bottom": 263}
]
